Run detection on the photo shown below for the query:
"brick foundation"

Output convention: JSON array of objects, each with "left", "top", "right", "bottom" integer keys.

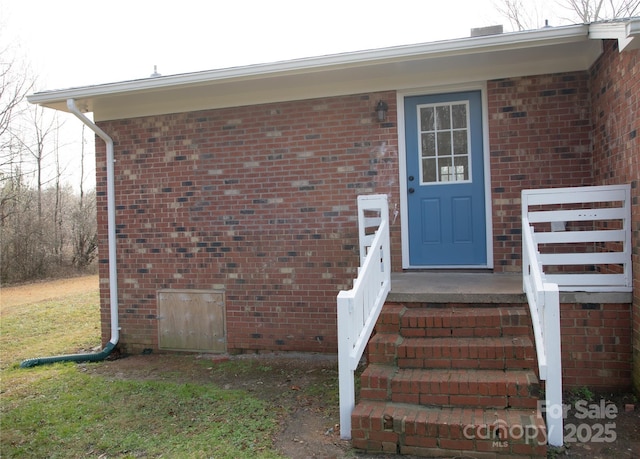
[{"left": 560, "top": 302, "right": 633, "bottom": 391}]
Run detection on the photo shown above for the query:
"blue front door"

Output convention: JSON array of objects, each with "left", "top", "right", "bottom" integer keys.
[{"left": 405, "top": 91, "right": 487, "bottom": 266}]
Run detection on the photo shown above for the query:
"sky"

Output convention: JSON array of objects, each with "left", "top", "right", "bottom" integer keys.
[
  {"left": 1, "top": 0, "right": 559, "bottom": 189},
  {"left": 2, "top": 0, "right": 534, "bottom": 90}
]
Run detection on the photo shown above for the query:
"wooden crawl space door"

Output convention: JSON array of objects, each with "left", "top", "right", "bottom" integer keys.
[{"left": 157, "top": 289, "right": 226, "bottom": 353}]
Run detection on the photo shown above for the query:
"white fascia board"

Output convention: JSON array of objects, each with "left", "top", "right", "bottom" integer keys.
[
  {"left": 28, "top": 24, "right": 594, "bottom": 120},
  {"left": 83, "top": 39, "right": 600, "bottom": 122},
  {"left": 589, "top": 18, "right": 640, "bottom": 51}
]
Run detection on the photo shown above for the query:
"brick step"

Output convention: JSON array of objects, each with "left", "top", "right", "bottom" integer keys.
[
  {"left": 374, "top": 303, "right": 405, "bottom": 334},
  {"left": 368, "top": 333, "right": 537, "bottom": 369},
  {"left": 351, "top": 400, "right": 547, "bottom": 458},
  {"left": 360, "top": 365, "right": 540, "bottom": 409},
  {"left": 402, "top": 307, "right": 531, "bottom": 338},
  {"left": 376, "top": 303, "right": 532, "bottom": 337},
  {"left": 367, "top": 332, "right": 402, "bottom": 364},
  {"left": 398, "top": 336, "right": 537, "bottom": 370},
  {"left": 367, "top": 333, "right": 537, "bottom": 370},
  {"left": 356, "top": 302, "right": 545, "bottom": 457}
]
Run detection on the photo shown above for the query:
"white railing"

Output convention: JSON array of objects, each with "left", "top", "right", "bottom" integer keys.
[
  {"left": 522, "top": 184, "right": 632, "bottom": 447},
  {"left": 522, "top": 218, "right": 563, "bottom": 446},
  {"left": 337, "top": 194, "right": 391, "bottom": 440}
]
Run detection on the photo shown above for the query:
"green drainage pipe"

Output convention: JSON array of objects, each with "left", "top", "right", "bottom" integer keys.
[
  {"left": 20, "top": 99, "right": 120, "bottom": 369},
  {"left": 20, "top": 342, "right": 116, "bottom": 368}
]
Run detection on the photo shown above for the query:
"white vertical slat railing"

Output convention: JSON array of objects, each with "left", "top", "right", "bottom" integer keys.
[
  {"left": 522, "top": 184, "right": 632, "bottom": 447},
  {"left": 337, "top": 194, "right": 391, "bottom": 440}
]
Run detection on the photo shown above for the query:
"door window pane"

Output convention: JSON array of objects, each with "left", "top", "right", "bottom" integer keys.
[
  {"left": 436, "top": 106, "right": 451, "bottom": 129},
  {"left": 439, "top": 157, "right": 453, "bottom": 181},
  {"left": 453, "top": 130, "right": 468, "bottom": 155},
  {"left": 422, "top": 158, "right": 437, "bottom": 182},
  {"left": 420, "top": 107, "right": 435, "bottom": 131},
  {"left": 455, "top": 156, "right": 469, "bottom": 180},
  {"left": 437, "top": 132, "right": 451, "bottom": 156},
  {"left": 452, "top": 104, "right": 467, "bottom": 129},
  {"left": 418, "top": 101, "right": 471, "bottom": 184},
  {"left": 421, "top": 133, "right": 436, "bottom": 157}
]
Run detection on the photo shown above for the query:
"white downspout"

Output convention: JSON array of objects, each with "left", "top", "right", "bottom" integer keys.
[
  {"left": 19, "top": 100, "right": 119, "bottom": 368},
  {"left": 67, "top": 99, "right": 119, "bottom": 346}
]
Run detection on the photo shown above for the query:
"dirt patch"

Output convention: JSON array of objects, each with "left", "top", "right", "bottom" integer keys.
[
  {"left": 89, "top": 352, "right": 640, "bottom": 459},
  {"left": 89, "top": 353, "right": 361, "bottom": 459},
  {"left": 89, "top": 352, "right": 425, "bottom": 458}
]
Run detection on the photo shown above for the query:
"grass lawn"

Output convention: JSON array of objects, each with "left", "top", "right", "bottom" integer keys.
[{"left": 0, "top": 291, "right": 284, "bottom": 458}]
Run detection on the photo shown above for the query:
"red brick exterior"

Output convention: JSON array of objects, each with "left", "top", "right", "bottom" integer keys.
[
  {"left": 96, "top": 92, "right": 400, "bottom": 354},
  {"left": 589, "top": 40, "right": 640, "bottom": 392},
  {"left": 561, "top": 302, "right": 633, "bottom": 390},
  {"left": 94, "top": 40, "right": 638, "bottom": 394},
  {"left": 487, "top": 72, "right": 593, "bottom": 272}
]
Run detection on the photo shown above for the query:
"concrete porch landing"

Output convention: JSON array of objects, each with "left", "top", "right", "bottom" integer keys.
[
  {"left": 389, "top": 272, "right": 524, "bottom": 304},
  {"left": 388, "top": 271, "right": 633, "bottom": 304}
]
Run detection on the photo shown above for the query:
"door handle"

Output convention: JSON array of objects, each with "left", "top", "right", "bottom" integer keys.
[{"left": 408, "top": 187, "right": 415, "bottom": 194}]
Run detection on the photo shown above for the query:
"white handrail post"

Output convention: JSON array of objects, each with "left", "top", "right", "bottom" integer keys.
[
  {"left": 337, "top": 194, "right": 390, "bottom": 441},
  {"left": 543, "top": 283, "right": 563, "bottom": 447},
  {"left": 337, "top": 293, "right": 356, "bottom": 439}
]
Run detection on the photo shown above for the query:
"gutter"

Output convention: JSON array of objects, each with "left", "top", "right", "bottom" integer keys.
[
  {"left": 589, "top": 17, "right": 640, "bottom": 51},
  {"left": 27, "top": 23, "right": 593, "bottom": 116},
  {"left": 20, "top": 99, "right": 119, "bottom": 368}
]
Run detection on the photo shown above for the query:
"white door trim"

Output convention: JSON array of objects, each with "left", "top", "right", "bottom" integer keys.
[{"left": 396, "top": 83, "right": 494, "bottom": 269}]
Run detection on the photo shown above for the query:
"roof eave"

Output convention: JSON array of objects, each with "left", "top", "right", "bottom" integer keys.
[
  {"left": 27, "top": 22, "right": 617, "bottom": 121},
  {"left": 589, "top": 17, "right": 640, "bottom": 50}
]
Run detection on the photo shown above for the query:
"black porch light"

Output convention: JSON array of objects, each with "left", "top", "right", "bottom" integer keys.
[{"left": 375, "top": 100, "right": 388, "bottom": 122}]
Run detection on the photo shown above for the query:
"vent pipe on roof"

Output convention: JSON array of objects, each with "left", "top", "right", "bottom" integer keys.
[{"left": 20, "top": 100, "right": 120, "bottom": 368}]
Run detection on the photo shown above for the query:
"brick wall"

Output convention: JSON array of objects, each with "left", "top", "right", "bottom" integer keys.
[
  {"left": 487, "top": 72, "right": 593, "bottom": 272},
  {"left": 561, "top": 302, "right": 632, "bottom": 390},
  {"left": 589, "top": 40, "right": 640, "bottom": 393},
  {"left": 95, "top": 92, "right": 400, "bottom": 354},
  {"left": 93, "top": 49, "right": 637, "bottom": 369}
]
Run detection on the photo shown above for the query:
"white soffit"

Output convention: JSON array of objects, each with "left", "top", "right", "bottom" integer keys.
[{"left": 27, "top": 23, "right": 615, "bottom": 121}]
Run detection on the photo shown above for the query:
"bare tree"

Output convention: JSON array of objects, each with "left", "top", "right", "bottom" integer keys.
[
  {"left": 493, "top": 0, "right": 548, "bottom": 31},
  {"left": 71, "top": 125, "right": 97, "bottom": 269},
  {"left": 1, "top": 175, "right": 97, "bottom": 282},
  {"left": 0, "top": 175, "right": 46, "bottom": 281},
  {"left": 0, "top": 43, "right": 34, "bottom": 238},
  {"left": 560, "top": 0, "right": 640, "bottom": 22},
  {"left": 564, "top": 0, "right": 605, "bottom": 22},
  {"left": 71, "top": 188, "right": 97, "bottom": 269},
  {"left": 15, "top": 105, "right": 61, "bottom": 218},
  {"left": 0, "top": 37, "right": 97, "bottom": 283},
  {"left": 50, "top": 115, "right": 71, "bottom": 261},
  {"left": 0, "top": 55, "right": 32, "bottom": 158},
  {"left": 494, "top": 0, "right": 640, "bottom": 30}
]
